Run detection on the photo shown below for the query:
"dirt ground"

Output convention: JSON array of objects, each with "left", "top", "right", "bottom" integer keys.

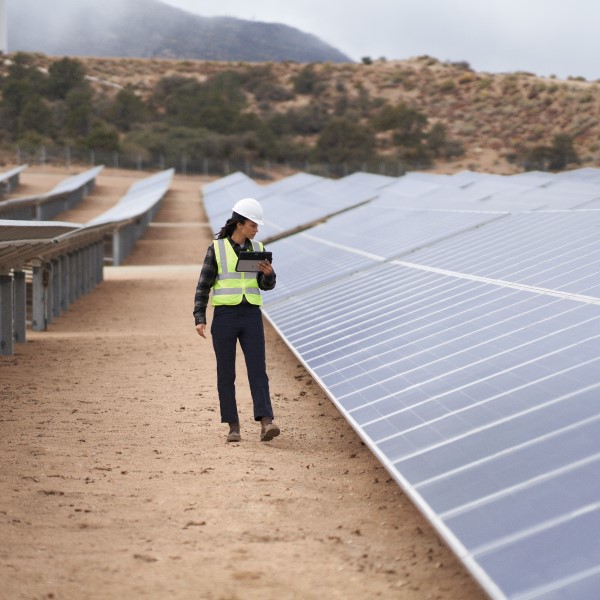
[{"left": 0, "top": 167, "right": 488, "bottom": 600}]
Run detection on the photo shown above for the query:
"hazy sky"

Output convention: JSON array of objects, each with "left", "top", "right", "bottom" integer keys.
[{"left": 161, "top": 0, "right": 599, "bottom": 80}]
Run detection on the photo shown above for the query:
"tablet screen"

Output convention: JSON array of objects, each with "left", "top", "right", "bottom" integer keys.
[{"left": 235, "top": 251, "right": 272, "bottom": 272}]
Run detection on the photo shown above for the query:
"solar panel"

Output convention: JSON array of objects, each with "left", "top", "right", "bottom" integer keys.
[
  {"left": 202, "top": 172, "right": 267, "bottom": 229},
  {"left": 202, "top": 171, "right": 394, "bottom": 242},
  {"left": 405, "top": 211, "right": 600, "bottom": 297},
  {"left": 252, "top": 169, "right": 600, "bottom": 600},
  {"left": 262, "top": 171, "right": 324, "bottom": 195},
  {"left": 301, "top": 205, "right": 504, "bottom": 261},
  {"left": 0, "top": 164, "right": 28, "bottom": 194},
  {"left": 86, "top": 169, "right": 174, "bottom": 226},
  {"left": 48, "top": 165, "right": 104, "bottom": 195}
]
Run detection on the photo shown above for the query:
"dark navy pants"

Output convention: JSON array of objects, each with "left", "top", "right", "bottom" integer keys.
[{"left": 211, "top": 303, "right": 274, "bottom": 424}]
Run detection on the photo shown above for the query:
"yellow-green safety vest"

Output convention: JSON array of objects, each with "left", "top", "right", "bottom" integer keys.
[{"left": 212, "top": 238, "right": 264, "bottom": 306}]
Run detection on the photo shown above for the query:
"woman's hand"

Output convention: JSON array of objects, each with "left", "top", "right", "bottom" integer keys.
[
  {"left": 196, "top": 323, "right": 207, "bottom": 338},
  {"left": 257, "top": 260, "right": 273, "bottom": 276}
]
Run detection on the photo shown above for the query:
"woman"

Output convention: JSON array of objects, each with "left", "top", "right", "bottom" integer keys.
[{"left": 193, "top": 197, "right": 280, "bottom": 443}]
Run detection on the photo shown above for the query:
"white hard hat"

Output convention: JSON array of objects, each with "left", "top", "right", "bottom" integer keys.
[{"left": 232, "top": 197, "right": 264, "bottom": 225}]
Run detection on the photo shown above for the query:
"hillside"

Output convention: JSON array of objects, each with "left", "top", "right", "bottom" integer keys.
[
  {"left": 2, "top": 53, "right": 600, "bottom": 174},
  {"left": 69, "top": 56, "right": 600, "bottom": 173},
  {"left": 8, "top": 0, "right": 351, "bottom": 64}
]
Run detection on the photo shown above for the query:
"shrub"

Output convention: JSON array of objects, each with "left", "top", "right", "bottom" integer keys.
[
  {"left": 270, "top": 104, "right": 330, "bottom": 136},
  {"left": 450, "top": 61, "right": 472, "bottom": 71},
  {"left": 397, "top": 144, "right": 432, "bottom": 168},
  {"left": 252, "top": 81, "right": 294, "bottom": 103},
  {"left": 65, "top": 86, "right": 94, "bottom": 138},
  {"left": 109, "top": 87, "right": 148, "bottom": 131},
  {"left": 161, "top": 79, "right": 245, "bottom": 133},
  {"left": 426, "top": 122, "right": 448, "bottom": 158},
  {"left": 86, "top": 122, "right": 120, "bottom": 151},
  {"left": 17, "top": 95, "right": 53, "bottom": 137},
  {"left": 47, "top": 57, "right": 88, "bottom": 100},
  {"left": 373, "top": 103, "right": 428, "bottom": 148},
  {"left": 291, "top": 65, "right": 320, "bottom": 95},
  {"left": 314, "top": 117, "right": 376, "bottom": 163},
  {"left": 517, "top": 133, "right": 580, "bottom": 171},
  {"left": 439, "top": 79, "right": 456, "bottom": 93}
]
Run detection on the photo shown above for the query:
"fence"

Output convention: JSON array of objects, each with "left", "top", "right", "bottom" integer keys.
[{"left": 8, "top": 144, "right": 413, "bottom": 180}]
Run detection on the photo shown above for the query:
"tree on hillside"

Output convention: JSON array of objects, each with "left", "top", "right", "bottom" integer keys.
[
  {"left": 157, "top": 74, "right": 247, "bottom": 134},
  {"left": 0, "top": 53, "right": 47, "bottom": 136},
  {"left": 548, "top": 134, "right": 579, "bottom": 170},
  {"left": 426, "top": 122, "right": 465, "bottom": 160},
  {"left": 17, "top": 95, "right": 53, "bottom": 137},
  {"left": 109, "top": 87, "right": 149, "bottom": 131},
  {"left": 373, "top": 103, "right": 428, "bottom": 146},
  {"left": 314, "top": 117, "right": 375, "bottom": 164},
  {"left": 46, "top": 57, "right": 88, "bottom": 100},
  {"left": 268, "top": 103, "right": 329, "bottom": 136},
  {"left": 65, "top": 86, "right": 94, "bottom": 138},
  {"left": 291, "top": 64, "right": 322, "bottom": 96},
  {"left": 518, "top": 134, "right": 580, "bottom": 171},
  {"left": 86, "top": 122, "right": 120, "bottom": 152}
]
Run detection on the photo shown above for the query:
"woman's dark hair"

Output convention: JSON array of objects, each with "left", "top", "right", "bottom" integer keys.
[{"left": 216, "top": 212, "right": 247, "bottom": 239}]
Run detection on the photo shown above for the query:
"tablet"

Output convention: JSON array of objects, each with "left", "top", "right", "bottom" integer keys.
[{"left": 235, "top": 251, "right": 272, "bottom": 272}]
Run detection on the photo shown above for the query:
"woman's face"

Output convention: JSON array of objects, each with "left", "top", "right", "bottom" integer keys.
[{"left": 237, "top": 219, "right": 258, "bottom": 239}]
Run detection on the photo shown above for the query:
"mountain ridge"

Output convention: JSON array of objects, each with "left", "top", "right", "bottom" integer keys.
[{"left": 8, "top": 0, "right": 352, "bottom": 64}]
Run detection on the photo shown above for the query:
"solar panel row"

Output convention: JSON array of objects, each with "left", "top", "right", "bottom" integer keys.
[{"left": 204, "top": 168, "right": 600, "bottom": 600}]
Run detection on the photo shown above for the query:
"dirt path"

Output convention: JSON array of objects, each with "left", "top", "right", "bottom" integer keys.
[{"left": 0, "top": 168, "right": 487, "bottom": 600}]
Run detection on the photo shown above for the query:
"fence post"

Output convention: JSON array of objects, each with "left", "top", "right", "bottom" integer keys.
[
  {"left": 113, "top": 151, "right": 119, "bottom": 169},
  {"left": 90, "top": 150, "right": 95, "bottom": 165},
  {"left": 65, "top": 146, "right": 71, "bottom": 169},
  {"left": 16, "top": 144, "right": 21, "bottom": 165},
  {"left": 203, "top": 158, "right": 208, "bottom": 176},
  {"left": 40, "top": 145, "right": 46, "bottom": 165},
  {"left": 182, "top": 157, "right": 187, "bottom": 176},
  {"left": 137, "top": 155, "right": 142, "bottom": 170}
]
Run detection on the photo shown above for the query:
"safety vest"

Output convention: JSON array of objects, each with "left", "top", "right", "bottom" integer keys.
[{"left": 212, "top": 238, "right": 264, "bottom": 306}]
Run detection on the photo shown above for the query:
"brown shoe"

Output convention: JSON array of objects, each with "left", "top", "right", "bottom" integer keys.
[
  {"left": 227, "top": 423, "right": 241, "bottom": 443},
  {"left": 260, "top": 417, "right": 280, "bottom": 442}
]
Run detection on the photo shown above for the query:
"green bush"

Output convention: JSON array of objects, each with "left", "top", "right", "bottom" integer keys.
[
  {"left": 516, "top": 133, "right": 580, "bottom": 171},
  {"left": 65, "top": 86, "right": 94, "bottom": 138},
  {"left": 252, "top": 81, "right": 294, "bottom": 103},
  {"left": 314, "top": 117, "right": 375, "bottom": 163},
  {"left": 17, "top": 95, "right": 53, "bottom": 137},
  {"left": 86, "top": 122, "right": 120, "bottom": 151},
  {"left": 108, "top": 87, "right": 149, "bottom": 131},
  {"left": 291, "top": 65, "right": 320, "bottom": 95},
  {"left": 46, "top": 57, "right": 88, "bottom": 100},
  {"left": 270, "top": 104, "right": 330, "bottom": 136},
  {"left": 372, "top": 103, "right": 428, "bottom": 141}
]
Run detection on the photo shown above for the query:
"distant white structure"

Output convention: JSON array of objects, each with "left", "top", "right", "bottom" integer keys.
[{"left": 0, "top": 0, "right": 6, "bottom": 54}]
